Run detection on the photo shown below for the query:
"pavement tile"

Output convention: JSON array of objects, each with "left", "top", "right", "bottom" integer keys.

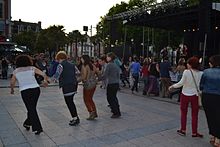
[
  {"left": 5, "top": 142, "right": 31, "bottom": 147},
  {"left": 51, "top": 135, "right": 77, "bottom": 146},
  {"left": 1, "top": 134, "right": 27, "bottom": 146},
  {"left": 0, "top": 85, "right": 211, "bottom": 147},
  {"left": 28, "top": 139, "right": 57, "bottom": 147},
  {"left": 58, "top": 142, "right": 84, "bottom": 147},
  {"left": 78, "top": 137, "right": 107, "bottom": 147}
]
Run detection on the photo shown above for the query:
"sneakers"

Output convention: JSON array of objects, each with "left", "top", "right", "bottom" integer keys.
[
  {"left": 34, "top": 130, "right": 43, "bottom": 135},
  {"left": 23, "top": 124, "right": 30, "bottom": 131},
  {"left": 86, "top": 112, "right": 98, "bottom": 120},
  {"left": 192, "top": 133, "right": 203, "bottom": 138},
  {"left": 69, "top": 117, "right": 80, "bottom": 126},
  {"left": 177, "top": 130, "right": 186, "bottom": 136}
]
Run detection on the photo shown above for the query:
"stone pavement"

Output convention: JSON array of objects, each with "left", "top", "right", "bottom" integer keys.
[{"left": 0, "top": 82, "right": 212, "bottom": 147}]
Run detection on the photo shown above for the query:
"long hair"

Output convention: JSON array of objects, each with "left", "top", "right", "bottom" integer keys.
[{"left": 81, "top": 55, "right": 93, "bottom": 71}]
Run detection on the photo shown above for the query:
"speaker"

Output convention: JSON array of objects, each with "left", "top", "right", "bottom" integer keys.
[{"left": 110, "top": 20, "right": 121, "bottom": 44}]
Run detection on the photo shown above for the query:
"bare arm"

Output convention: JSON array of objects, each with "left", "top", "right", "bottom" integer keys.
[
  {"left": 81, "top": 66, "right": 88, "bottom": 82},
  {"left": 35, "top": 67, "right": 48, "bottom": 86},
  {"left": 10, "top": 74, "right": 16, "bottom": 94}
]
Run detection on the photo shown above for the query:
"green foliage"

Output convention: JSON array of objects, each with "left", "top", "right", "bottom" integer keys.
[
  {"left": 97, "top": 0, "right": 183, "bottom": 56},
  {"left": 213, "top": 0, "right": 220, "bottom": 2},
  {"left": 12, "top": 25, "right": 68, "bottom": 55},
  {"left": 12, "top": 31, "right": 37, "bottom": 53},
  {"left": 187, "top": 0, "right": 199, "bottom": 6},
  {"left": 36, "top": 25, "right": 67, "bottom": 54}
]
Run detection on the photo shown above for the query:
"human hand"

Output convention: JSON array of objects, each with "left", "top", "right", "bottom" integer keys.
[
  {"left": 168, "top": 86, "right": 174, "bottom": 91},
  {"left": 42, "top": 80, "right": 48, "bottom": 87}
]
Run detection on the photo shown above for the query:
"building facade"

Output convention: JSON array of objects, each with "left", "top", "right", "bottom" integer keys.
[
  {"left": 0, "top": 0, "right": 11, "bottom": 40},
  {"left": 66, "top": 35, "right": 105, "bottom": 58},
  {"left": 12, "top": 19, "right": 41, "bottom": 34}
]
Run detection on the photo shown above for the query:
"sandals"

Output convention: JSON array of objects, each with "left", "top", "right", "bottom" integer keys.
[
  {"left": 214, "top": 138, "right": 220, "bottom": 147},
  {"left": 192, "top": 133, "right": 203, "bottom": 138},
  {"left": 177, "top": 130, "right": 186, "bottom": 136},
  {"left": 210, "top": 136, "right": 215, "bottom": 145}
]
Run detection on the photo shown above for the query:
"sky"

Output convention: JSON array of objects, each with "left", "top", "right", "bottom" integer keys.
[{"left": 12, "top": 0, "right": 129, "bottom": 34}]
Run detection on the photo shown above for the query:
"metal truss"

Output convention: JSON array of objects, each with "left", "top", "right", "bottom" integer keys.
[{"left": 105, "top": 0, "right": 189, "bottom": 21}]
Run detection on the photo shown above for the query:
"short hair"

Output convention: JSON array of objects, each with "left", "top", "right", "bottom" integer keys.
[
  {"left": 209, "top": 55, "right": 220, "bottom": 67},
  {"left": 107, "top": 52, "right": 116, "bottom": 61},
  {"left": 100, "top": 55, "right": 107, "bottom": 62},
  {"left": 55, "top": 51, "right": 67, "bottom": 60},
  {"left": 15, "top": 55, "right": 33, "bottom": 68},
  {"left": 187, "top": 56, "right": 200, "bottom": 69}
]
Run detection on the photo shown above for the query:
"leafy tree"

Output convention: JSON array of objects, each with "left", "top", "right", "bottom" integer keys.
[
  {"left": 68, "top": 30, "right": 82, "bottom": 57},
  {"left": 36, "top": 25, "right": 67, "bottom": 57},
  {"left": 12, "top": 31, "right": 37, "bottom": 53}
]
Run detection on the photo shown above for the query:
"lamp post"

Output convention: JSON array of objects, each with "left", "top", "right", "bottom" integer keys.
[
  {"left": 131, "top": 38, "right": 134, "bottom": 55},
  {"left": 142, "top": 26, "right": 145, "bottom": 57}
]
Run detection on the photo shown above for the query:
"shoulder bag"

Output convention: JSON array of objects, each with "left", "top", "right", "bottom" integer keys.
[{"left": 190, "top": 69, "right": 202, "bottom": 106}]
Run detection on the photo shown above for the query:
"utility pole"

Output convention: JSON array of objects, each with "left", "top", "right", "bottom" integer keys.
[
  {"left": 142, "top": 26, "right": 145, "bottom": 57},
  {"left": 90, "top": 25, "right": 93, "bottom": 57}
]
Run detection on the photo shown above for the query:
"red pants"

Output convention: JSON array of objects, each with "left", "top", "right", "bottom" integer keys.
[
  {"left": 180, "top": 93, "right": 199, "bottom": 134},
  {"left": 83, "top": 87, "right": 96, "bottom": 113}
]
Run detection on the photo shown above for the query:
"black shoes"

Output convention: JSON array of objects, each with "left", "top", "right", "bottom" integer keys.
[
  {"left": 111, "top": 114, "right": 121, "bottom": 118},
  {"left": 34, "top": 130, "right": 43, "bottom": 135},
  {"left": 69, "top": 117, "right": 80, "bottom": 126},
  {"left": 23, "top": 124, "right": 30, "bottom": 131},
  {"left": 23, "top": 123, "right": 42, "bottom": 135},
  {"left": 111, "top": 113, "right": 121, "bottom": 118}
]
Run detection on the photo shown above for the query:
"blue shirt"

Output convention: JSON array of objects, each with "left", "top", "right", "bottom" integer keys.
[
  {"left": 130, "top": 62, "right": 141, "bottom": 76},
  {"left": 200, "top": 68, "right": 220, "bottom": 96},
  {"left": 159, "top": 61, "right": 171, "bottom": 78}
]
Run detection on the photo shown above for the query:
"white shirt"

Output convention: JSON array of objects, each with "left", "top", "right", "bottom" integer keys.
[
  {"left": 172, "top": 69, "right": 203, "bottom": 96},
  {"left": 14, "top": 66, "right": 39, "bottom": 91}
]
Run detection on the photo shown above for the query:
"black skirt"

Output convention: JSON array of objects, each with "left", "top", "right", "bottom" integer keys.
[{"left": 202, "top": 93, "right": 220, "bottom": 138}]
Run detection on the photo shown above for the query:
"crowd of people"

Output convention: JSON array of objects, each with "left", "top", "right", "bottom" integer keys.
[{"left": 5, "top": 50, "right": 220, "bottom": 146}]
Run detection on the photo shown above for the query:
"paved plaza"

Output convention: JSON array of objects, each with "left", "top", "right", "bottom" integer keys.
[{"left": 0, "top": 79, "right": 212, "bottom": 147}]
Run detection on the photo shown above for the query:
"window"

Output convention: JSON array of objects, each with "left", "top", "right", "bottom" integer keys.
[
  {"left": 20, "top": 25, "right": 24, "bottom": 31},
  {"left": 36, "top": 26, "right": 39, "bottom": 32},
  {"left": 27, "top": 26, "right": 31, "bottom": 31}
]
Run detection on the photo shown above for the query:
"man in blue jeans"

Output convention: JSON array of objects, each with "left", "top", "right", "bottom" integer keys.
[{"left": 130, "top": 57, "right": 141, "bottom": 93}]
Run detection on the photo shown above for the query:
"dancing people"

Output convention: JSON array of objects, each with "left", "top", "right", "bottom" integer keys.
[{"left": 10, "top": 55, "right": 48, "bottom": 135}]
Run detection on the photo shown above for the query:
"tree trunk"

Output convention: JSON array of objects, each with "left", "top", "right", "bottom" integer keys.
[{"left": 75, "top": 39, "right": 78, "bottom": 57}]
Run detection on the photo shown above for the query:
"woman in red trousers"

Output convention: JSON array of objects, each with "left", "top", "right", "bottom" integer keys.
[{"left": 169, "top": 57, "right": 203, "bottom": 137}]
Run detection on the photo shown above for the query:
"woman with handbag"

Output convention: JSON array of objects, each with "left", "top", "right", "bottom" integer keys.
[
  {"left": 169, "top": 57, "right": 203, "bottom": 137},
  {"left": 81, "top": 55, "right": 98, "bottom": 120},
  {"left": 200, "top": 55, "right": 220, "bottom": 147}
]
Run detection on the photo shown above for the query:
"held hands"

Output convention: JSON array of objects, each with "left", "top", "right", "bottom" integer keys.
[
  {"left": 41, "top": 80, "right": 49, "bottom": 87},
  {"left": 168, "top": 86, "right": 174, "bottom": 91}
]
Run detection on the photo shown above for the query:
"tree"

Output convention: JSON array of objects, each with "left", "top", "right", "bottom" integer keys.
[
  {"left": 12, "top": 31, "right": 37, "bottom": 53},
  {"left": 96, "top": 0, "right": 157, "bottom": 56},
  {"left": 68, "top": 30, "right": 82, "bottom": 57},
  {"left": 36, "top": 25, "right": 67, "bottom": 58}
]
